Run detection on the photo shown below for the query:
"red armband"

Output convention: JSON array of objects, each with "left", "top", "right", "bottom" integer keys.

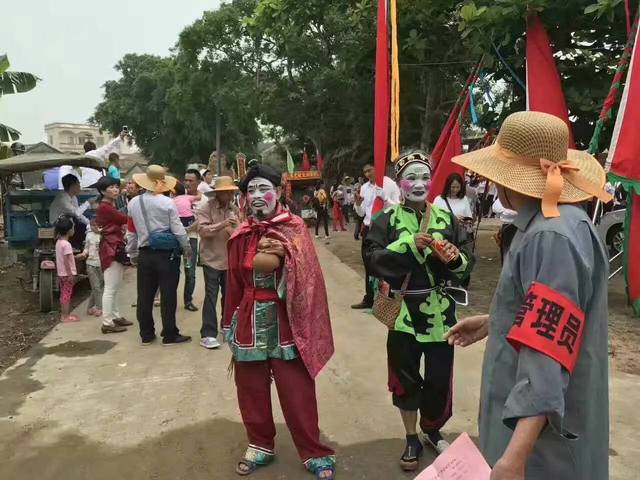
[{"left": 506, "top": 282, "right": 585, "bottom": 373}]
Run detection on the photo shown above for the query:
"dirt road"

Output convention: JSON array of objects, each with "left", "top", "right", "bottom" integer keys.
[{"left": 0, "top": 234, "right": 638, "bottom": 479}]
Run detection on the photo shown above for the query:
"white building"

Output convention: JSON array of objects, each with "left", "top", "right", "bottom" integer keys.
[{"left": 44, "top": 122, "right": 109, "bottom": 155}]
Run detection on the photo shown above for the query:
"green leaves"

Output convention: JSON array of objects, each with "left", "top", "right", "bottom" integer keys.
[
  {"left": 0, "top": 123, "right": 21, "bottom": 143},
  {"left": 0, "top": 54, "right": 40, "bottom": 142},
  {"left": 0, "top": 55, "right": 9, "bottom": 75},
  {"left": 0, "top": 54, "right": 40, "bottom": 97},
  {"left": 584, "top": 0, "right": 623, "bottom": 21},
  {"left": 0, "top": 71, "right": 40, "bottom": 96}
]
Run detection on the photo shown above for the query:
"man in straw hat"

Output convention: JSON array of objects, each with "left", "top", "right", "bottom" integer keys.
[
  {"left": 224, "top": 164, "right": 335, "bottom": 479},
  {"left": 196, "top": 176, "right": 239, "bottom": 350},
  {"left": 126, "top": 165, "right": 193, "bottom": 346},
  {"left": 445, "top": 111, "right": 613, "bottom": 480}
]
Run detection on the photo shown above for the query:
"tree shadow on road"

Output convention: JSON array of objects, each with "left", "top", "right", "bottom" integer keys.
[{"left": 0, "top": 417, "right": 460, "bottom": 479}]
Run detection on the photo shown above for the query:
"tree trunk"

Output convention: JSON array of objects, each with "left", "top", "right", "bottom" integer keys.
[{"left": 420, "top": 70, "right": 436, "bottom": 150}]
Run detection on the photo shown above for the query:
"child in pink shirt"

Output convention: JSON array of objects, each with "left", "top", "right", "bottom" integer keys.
[
  {"left": 172, "top": 182, "right": 201, "bottom": 227},
  {"left": 55, "top": 216, "right": 79, "bottom": 322}
]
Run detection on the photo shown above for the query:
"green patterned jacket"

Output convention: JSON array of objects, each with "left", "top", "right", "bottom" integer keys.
[{"left": 364, "top": 203, "right": 474, "bottom": 343}]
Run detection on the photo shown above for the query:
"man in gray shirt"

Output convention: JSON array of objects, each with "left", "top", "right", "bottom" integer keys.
[
  {"left": 126, "top": 165, "right": 192, "bottom": 346},
  {"left": 447, "top": 112, "right": 613, "bottom": 479}
]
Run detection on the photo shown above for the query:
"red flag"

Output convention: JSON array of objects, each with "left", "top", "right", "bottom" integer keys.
[
  {"left": 626, "top": 195, "right": 640, "bottom": 316},
  {"left": 606, "top": 22, "right": 640, "bottom": 316},
  {"left": 372, "top": 0, "right": 390, "bottom": 214},
  {"left": 301, "top": 151, "right": 311, "bottom": 171},
  {"left": 526, "top": 15, "right": 575, "bottom": 147},
  {"left": 317, "top": 152, "right": 324, "bottom": 172},
  {"left": 608, "top": 22, "right": 640, "bottom": 183},
  {"left": 427, "top": 119, "right": 465, "bottom": 203}
]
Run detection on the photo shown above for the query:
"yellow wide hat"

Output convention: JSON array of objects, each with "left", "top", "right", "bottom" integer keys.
[
  {"left": 133, "top": 165, "right": 177, "bottom": 194},
  {"left": 452, "top": 111, "right": 612, "bottom": 217}
]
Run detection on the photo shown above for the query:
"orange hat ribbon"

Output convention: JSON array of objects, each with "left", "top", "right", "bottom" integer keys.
[
  {"left": 496, "top": 146, "right": 613, "bottom": 218},
  {"left": 539, "top": 159, "right": 579, "bottom": 217}
]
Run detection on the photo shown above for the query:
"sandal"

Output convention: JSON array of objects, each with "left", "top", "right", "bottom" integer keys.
[
  {"left": 306, "top": 456, "right": 336, "bottom": 480},
  {"left": 399, "top": 441, "right": 423, "bottom": 472},
  {"left": 236, "top": 459, "right": 259, "bottom": 476},
  {"left": 314, "top": 467, "right": 335, "bottom": 479},
  {"left": 235, "top": 446, "right": 274, "bottom": 476}
]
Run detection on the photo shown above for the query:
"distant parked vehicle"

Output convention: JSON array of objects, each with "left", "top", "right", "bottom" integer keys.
[{"left": 596, "top": 207, "right": 625, "bottom": 257}]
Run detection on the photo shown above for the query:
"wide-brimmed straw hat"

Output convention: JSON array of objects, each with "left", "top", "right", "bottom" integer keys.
[
  {"left": 204, "top": 176, "right": 238, "bottom": 197},
  {"left": 133, "top": 165, "right": 177, "bottom": 194},
  {"left": 452, "top": 111, "right": 612, "bottom": 218}
]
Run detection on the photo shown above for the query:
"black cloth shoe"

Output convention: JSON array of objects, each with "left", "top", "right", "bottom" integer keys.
[
  {"left": 141, "top": 335, "right": 157, "bottom": 345},
  {"left": 351, "top": 299, "right": 373, "bottom": 309},
  {"left": 162, "top": 334, "right": 192, "bottom": 346},
  {"left": 184, "top": 303, "right": 199, "bottom": 312}
]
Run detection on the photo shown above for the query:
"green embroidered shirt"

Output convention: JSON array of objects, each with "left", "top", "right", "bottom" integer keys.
[{"left": 364, "top": 203, "right": 474, "bottom": 342}]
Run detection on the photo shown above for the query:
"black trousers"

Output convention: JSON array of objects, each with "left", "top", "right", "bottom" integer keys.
[
  {"left": 354, "top": 214, "right": 364, "bottom": 240},
  {"left": 136, "top": 249, "right": 181, "bottom": 341},
  {"left": 201, "top": 266, "right": 226, "bottom": 338},
  {"left": 387, "top": 331, "right": 454, "bottom": 433},
  {"left": 341, "top": 204, "right": 352, "bottom": 223},
  {"left": 315, "top": 208, "right": 329, "bottom": 237},
  {"left": 499, "top": 223, "right": 518, "bottom": 265},
  {"left": 361, "top": 226, "right": 374, "bottom": 305},
  {"left": 183, "top": 237, "right": 198, "bottom": 304}
]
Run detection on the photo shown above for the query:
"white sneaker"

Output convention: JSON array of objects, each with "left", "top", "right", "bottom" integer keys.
[
  {"left": 315, "top": 235, "right": 320, "bottom": 239},
  {"left": 200, "top": 337, "right": 221, "bottom": 349},
  {"left": 423, "top": 434, "right": 450, "bottom": 454}
]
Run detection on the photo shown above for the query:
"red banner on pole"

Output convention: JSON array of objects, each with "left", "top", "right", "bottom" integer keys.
[
  {"left": 526, "top": 15, "right": 575, "bottom": 148},
  {"left": 373, "top": 0, "right": 390, "bottom": 214}
]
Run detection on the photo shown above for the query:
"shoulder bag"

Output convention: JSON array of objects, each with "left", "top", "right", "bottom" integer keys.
[{"left": 139, "top": 195, "right": 180, "bottom": 251}]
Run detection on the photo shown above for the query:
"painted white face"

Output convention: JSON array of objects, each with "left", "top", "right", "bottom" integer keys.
[
  {"left": 398, "top": 163, "right": 431, "bottom": 203},
  {"left": 246, "top": 177, "right": 278, "bottom": 218}
]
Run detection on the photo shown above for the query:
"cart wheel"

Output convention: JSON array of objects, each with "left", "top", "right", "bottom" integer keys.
[{"left": 39, "top": 270, "right": 54, "bottom": 313}]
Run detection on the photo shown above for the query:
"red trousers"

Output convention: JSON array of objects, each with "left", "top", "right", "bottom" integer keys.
[{"left": 234, "top": 357, "right": 335, "bottom": 462}]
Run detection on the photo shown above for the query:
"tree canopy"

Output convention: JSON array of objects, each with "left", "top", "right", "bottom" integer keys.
[{"left": 92, "top": 0, "right": 631, "bottom": 175}]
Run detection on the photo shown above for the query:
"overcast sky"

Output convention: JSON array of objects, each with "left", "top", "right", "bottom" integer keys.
[{"left": 2, "top": 0, "right": 222, "bottom": 144}]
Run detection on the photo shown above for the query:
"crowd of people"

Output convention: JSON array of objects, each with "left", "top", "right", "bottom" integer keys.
[{"left": 46, "top": 111, "right": 615, "bottom": 480}]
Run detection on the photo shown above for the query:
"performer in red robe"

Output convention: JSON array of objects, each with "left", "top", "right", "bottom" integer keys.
[{"left": 224, "top": 165, "right": 335, "bottom": 479}]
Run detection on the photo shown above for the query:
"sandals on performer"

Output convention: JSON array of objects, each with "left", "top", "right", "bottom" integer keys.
[
  {"left": 235, "top": 446, "right": 274, "bottom": 476},
  {"left": 305, "top": 456, "right": 336, "bottom": 480},
  {"left": 235, "top": 459, "right": 259, "bottom": 476},
  {"left": 399, "top": 439, "right": 423, "bottom": 472},
  {"left": 314, "top": 467, "right": 335, "bottom": 479}
]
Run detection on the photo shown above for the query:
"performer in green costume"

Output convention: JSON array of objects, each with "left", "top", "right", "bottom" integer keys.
[{"left": 364, "top": 151, "right": 474, "bottom": 472}]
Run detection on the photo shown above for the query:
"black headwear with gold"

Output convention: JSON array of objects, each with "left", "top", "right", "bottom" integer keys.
[
  {"left": 239, "top": 164, "right": 282, "bottom": 194},
  {"left": 394, "top": 150, "right": 432, "bottom": 178}
]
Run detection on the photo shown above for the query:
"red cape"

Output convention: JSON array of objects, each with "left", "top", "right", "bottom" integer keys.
[{"left": 224, "top": 210, "right": 334, "bottom": 378}]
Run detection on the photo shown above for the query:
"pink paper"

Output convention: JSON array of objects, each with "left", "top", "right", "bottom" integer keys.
[{"left": 415, "top": 433, "right": 491, "bottom": 480}]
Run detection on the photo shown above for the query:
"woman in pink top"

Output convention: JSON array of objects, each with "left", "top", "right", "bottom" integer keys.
[{"left": 54, "top": 216, "right": 79, "bottom": 322}]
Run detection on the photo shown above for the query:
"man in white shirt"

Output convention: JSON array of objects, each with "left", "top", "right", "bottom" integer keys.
[
  {"left": 48, "top": 132, "right": 127, "bottom": 190},
  {"left": 352, "top": 164, "right": 401, "bottom": 309},
  {"left": 49, "top": 174, "right": 96, "bottom": 249},
  {"left": 126, "top": 165, "right": 192, "bottom": 346},
  {"left": 492, "top": 197, "right": 518, "bottom": 264}
]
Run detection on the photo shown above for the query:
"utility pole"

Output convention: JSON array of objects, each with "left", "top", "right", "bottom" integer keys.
[{"left": 216, "top": 109, "right": 222, "bottom": 176}]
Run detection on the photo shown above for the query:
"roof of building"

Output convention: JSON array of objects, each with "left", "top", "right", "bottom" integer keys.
[
  {"left": 44, "top": 122, "right": 102, "bottom": 130},
  {"left": 24, "top": 142, "right": 63, "bottom": 154}
]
